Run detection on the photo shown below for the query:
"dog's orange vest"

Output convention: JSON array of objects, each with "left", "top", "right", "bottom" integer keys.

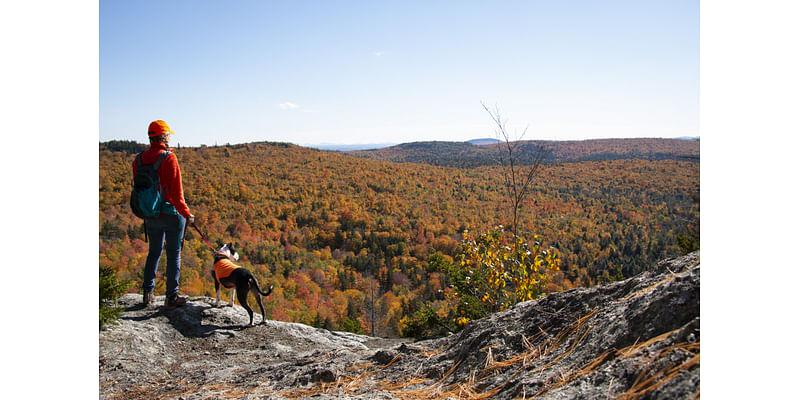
[{"left": 213, "top": 258, "right": 241, "bottom": 288}]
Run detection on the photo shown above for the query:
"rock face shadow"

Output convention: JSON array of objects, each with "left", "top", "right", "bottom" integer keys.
[{"left": 161, "top": 300, "right": 256, "bottom": 338}]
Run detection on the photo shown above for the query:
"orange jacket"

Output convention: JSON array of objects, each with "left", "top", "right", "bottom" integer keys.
[
  {"left": 213, "top": 259, "right": 241, "bottom": 287},
  {"left": 131, "top": 142, "right": 191, "bottom": 218}
]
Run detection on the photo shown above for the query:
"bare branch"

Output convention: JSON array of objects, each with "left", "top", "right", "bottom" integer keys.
[{"left": 481, "top": 103, "right": 548, "bottom": 244}]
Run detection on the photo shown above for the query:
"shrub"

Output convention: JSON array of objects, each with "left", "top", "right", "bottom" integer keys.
[
  {"left": 100, "top": 266, "right": 132, "bottom": 329},
  {"left": 450, "top": 227, "right": 560, "bottom": 324}
]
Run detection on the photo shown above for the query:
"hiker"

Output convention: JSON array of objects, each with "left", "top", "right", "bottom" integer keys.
[{"left": 132, "top": 120, "right": 195, "bottom": 308}]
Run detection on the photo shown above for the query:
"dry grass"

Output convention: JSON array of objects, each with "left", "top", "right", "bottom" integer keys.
[
  {"left": 371, "top": 309, "right": 602, "bottom": 400},
  {"left": 614, "top": 341, "right": 700, "bottom": 400},
  {"left": 117, "top": 379, "right": 271, "bottom": 400},
  {"left": 377, "top": 377, "right": 429, "bottom": 391},
  {"left": 280, "top": 367, "right": 379, "bottom": 399},
  {"left": 523, "top": 321, "right": 699, "bottom": 399},
  {"left": 619, "top": 275, "right": 678, "bottom": 303},
  {"left": 278, "top": 309, "right": 698, "bottom": 400},
  {"left": 531, "top": 350, "right": 616, "bottom": 398}
]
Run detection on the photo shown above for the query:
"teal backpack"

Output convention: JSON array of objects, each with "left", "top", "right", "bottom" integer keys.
[{"left": 130, "top": 150, "right": 178, "bottom": 219}]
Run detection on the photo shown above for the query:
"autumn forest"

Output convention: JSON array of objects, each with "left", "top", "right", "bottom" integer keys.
[{"left": 99, "top": 138, "right": 699, "bottom": 337}]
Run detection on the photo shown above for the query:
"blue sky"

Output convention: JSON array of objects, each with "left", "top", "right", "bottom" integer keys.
[{"left": 100, "top": 0, "right": 699, "bottom": 147}]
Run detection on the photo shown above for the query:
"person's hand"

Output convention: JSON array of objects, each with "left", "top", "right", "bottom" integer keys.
[{"left": 188, "top": 214, "right": 195, "bottom": 224}]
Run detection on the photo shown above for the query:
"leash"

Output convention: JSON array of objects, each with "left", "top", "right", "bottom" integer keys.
[{"left": 191, "top": 222, "right": 217, "bottom": 252}]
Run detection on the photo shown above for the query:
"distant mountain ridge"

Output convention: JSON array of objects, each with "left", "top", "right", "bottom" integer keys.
[
  {"left": 347, "top": 137, "right": 700, "bottom": 168},
  {"left": 306, "top": 138, "right": 502, "bottom": 151},
  {"left": 467, "top": 138, "right": 502, "bottom": 146},
  {"left": 306, "top": 143, "right": 397, "bottom": 151}
]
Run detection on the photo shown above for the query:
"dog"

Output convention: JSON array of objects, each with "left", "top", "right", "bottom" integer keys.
[{"left": 212, "top": 242, "right": 273, "bottom": 326}]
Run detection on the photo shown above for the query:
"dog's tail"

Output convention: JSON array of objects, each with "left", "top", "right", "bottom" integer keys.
[{"left": 251, "top": 276, "right": 273, "bottom": 297}]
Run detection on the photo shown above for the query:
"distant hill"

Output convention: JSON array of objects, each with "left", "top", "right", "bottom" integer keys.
[
  {"left": 345, "top": 140, "right": 493, "bottom": 167},
  {"left": 99, "top": 140, "right": 148, "bottom": 154},
  {"left": 306, "top": 143, "right": 397, "bottom": 151},
  {"left": 467, "top": 138, "right": 502, "bottom": 146},
  {"left": 348, "top": 138, "right": 700, "bottom": 168},
  {"left": 305, "top": 139, "right": 499, "bottom": 151}
]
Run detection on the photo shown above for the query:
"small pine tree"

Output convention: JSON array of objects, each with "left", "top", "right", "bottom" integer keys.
[
  {"left": 100, "top": 266, "right": 132, "bottom": 329},
  {"left": 676, "top": 228, "right": 699, "bottom": 254},
  {"left": 339, "top": 317, "right": 364, "bottom": 334},
  {"left": 676, "top": 189, "right": 700, "bottom": 255},
  {"left": 400, "top": 307, "right": 449, "bottom": 339}
]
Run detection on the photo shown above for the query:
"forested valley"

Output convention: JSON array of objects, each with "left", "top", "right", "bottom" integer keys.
[{"left": 99, "top": 138, "right": 699, "bottom": 337}]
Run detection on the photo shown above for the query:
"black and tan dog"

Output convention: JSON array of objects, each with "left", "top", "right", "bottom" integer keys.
[{"left": 212, "top": 243, "right": 273, "bottom": 326}]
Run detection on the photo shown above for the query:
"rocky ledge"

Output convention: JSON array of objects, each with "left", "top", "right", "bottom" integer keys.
[{"left": 100, "top": 251, "right": 699, "bottom": 399}]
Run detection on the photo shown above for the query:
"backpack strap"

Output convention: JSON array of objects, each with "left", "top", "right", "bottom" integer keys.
[
  {"left": 135, "top": 152, "right": 144, "bottom": 168},
  {"left": 153, "top": 150, "right": 172, "bottom": 171}
]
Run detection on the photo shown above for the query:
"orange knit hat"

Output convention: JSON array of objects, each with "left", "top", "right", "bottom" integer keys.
[{"left": 148, "top": 120, "right": 174, "bottom": 137}]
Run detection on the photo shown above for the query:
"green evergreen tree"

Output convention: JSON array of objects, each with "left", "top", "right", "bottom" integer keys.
[
  {"left": 676, "top": 189, "right": 700, "bottom": 254},
  {"left": 100, "top": 266, "right": 132, "bottom": 329},
  {"left": 339, "top": 317, "right": 364, "bottom": 334},
  {"left": 400, "top": 307, "right": 450, "bottom": 339}
]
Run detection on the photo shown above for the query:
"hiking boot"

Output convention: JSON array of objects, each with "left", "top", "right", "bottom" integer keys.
[
  {"left": 164, "top": 294, "right": 187, "bottom": 309},
  {"left": 142, "top": 290, "right": 154, "bottom": 307}
]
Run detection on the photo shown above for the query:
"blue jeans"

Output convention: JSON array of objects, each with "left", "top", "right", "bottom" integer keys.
[{"left": 142, "top": 214, "right": 186, "bottom": 296}]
